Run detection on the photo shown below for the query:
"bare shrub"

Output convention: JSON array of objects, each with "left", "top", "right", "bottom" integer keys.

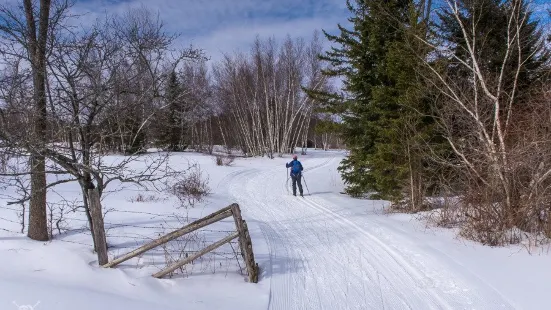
[
  {"left": 421, "top": 196, "right": 465, "bottom": 229},
  {"left": 127, "top": 193, "right": 164, "bottom": 203},
  {"left": 46, "top": 202, "right": 72, "bottom": 239},
  {"left": 388, "top": 198, "right": 431, "bottom": 214},
  {"left": 171, "top": 164, "right": 210, "bottom": 208},
  {"left": 160, "top": 231, "right": 202, "bottom": 278}
]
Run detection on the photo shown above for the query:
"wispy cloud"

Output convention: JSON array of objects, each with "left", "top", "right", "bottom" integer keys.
[{"left": 70, "top": 0, "right": 350, "bottom": 63}]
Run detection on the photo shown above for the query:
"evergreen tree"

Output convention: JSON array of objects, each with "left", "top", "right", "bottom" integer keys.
[
  {"left": 159, "top": 71, "right": 187, "bottom": 152},
  {"left": 304, "top": 0, "right": 376, "bottom": 197},
  {"left": 438, "top": 0, "right": 549, "bottom": 101},
  {"left": 307, "top": 0, "right": 438, "bottom": 208}
]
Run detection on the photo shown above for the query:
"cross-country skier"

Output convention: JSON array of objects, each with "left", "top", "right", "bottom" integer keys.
[{"left": 286, "top": 154, "right": 304, "bottom": 197}]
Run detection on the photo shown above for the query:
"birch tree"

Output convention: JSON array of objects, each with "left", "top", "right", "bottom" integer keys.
[
  {"left": 213, "top": 34, "right": 328, "bottom": 157},
  {"left": 420, "top": 0, "right": 550, "bottom": 243}
]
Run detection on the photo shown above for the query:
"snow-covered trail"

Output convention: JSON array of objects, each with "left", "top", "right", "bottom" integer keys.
[{"left": 226, "top": 154, "right": 516, "bottom": 310}]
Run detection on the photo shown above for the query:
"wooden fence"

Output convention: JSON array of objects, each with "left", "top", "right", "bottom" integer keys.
[{"left": 102, "top": 203, "right": 259, "bottom": 283}]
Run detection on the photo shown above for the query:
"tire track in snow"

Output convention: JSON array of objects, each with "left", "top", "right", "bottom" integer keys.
[
  {"left": 297, "top": 179, "right": 515, "bottom": 309},
  {"left": 230, "top": 159, "right": 346, "bottom": 309}
]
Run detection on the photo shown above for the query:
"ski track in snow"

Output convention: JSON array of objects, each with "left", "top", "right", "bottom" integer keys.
[{"left": 223, "top": 155, "right": 516, "bottom": 310}]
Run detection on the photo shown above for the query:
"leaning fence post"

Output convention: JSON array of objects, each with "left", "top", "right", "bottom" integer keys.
[
  {"left": 88, "top": 188, "right": 108, "bottom": 266},
  {"left": 231, "top": 204, "right": 249, "bottom": 263},
  {"left": 242, "top": 220, "right": 259, "bottom": 283},
  {"left": 100, "top": 202, "right": 258, "bottom": 283},
  {"left": 231, "top": 204, "right": 258, "bottom": 283}
]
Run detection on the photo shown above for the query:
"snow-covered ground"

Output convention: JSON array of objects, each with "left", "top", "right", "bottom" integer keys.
[{"left": 0, "top": 150, "right": 548, "bottom": 310}]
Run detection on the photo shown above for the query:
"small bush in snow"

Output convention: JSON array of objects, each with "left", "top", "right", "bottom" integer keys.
[
  {"left": 127, "top": 193, "right": 164, "bottom": 203},
  {"left": 46, "top": 201, "right": 73, "bottom": 239},
  {"left": 171, "top": 164, "right": 210, "bottom": 208}
]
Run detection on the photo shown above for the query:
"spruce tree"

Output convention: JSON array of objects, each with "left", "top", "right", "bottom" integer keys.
[
  {"left": 304, "top": 0, "right": 377, "bottom": 197},
  {"left": 307, "top": 0, "right": 437, "bottom": 208},
  {"left": 159, "top": 71, "right": 187, "bottom": 152}
]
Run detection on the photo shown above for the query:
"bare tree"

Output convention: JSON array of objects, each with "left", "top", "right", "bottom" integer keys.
[
  {"left": 212, "top": 33, "right": 329, "bottom": 157},
  {"left": 0, "top": 4, "right": 204, "bottom": 252},
  {"left": 24, "top": 0, "right": 51, "bottom": 241},
  {"left": 0, "top": 0, "right": 72, "bottom": 241},
  {"left": 416, "top": 0, "right": 550, "bottom": 244},
  {"left": 181, "top": 62, "right": 214, "bottom": 153},
  {"left": 42, "top": 8, "right": 203, "bottom": 249}
]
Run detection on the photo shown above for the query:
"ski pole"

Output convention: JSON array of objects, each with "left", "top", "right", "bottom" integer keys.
[{"left": 302, "top": 173, "right": 311, "bottom": 196}]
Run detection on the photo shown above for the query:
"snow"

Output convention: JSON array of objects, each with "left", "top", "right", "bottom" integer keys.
[{"left": 0, "top": 149, "right": 548, "bottom": 309}]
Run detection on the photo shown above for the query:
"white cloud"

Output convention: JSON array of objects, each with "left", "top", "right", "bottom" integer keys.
[
  {"left": 69, "top": 0, "right": 350, "bottom": 63},
  {"left": 190, "top": 16, "right": 345, "bottom": 62}
]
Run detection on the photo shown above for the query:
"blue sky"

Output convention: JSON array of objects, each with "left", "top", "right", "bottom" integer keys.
[{"left": 71, "top": 0, "right": 351, "bottom": 63}]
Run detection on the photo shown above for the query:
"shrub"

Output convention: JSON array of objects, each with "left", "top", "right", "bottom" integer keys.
[
  {"left": 171, "top": 164, "right": 210, "bottom": 208},
  {"left": 127, "top": 193, "right": 164, "bottom": 203}
]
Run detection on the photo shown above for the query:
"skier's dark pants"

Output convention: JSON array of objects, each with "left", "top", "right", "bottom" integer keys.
[{"left": 291, "top": 173, "right": 303, "bottom": 196}]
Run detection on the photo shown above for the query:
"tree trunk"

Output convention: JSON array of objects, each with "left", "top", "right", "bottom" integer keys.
[
  {"left": 28, "top": 155, "right": 48, "bottom": 240},
  {"left": 25, "top": 0, "right": 51, "bottom": 241},
  {"left": 89, "top": 189, "right": 108, "bottom": 265}
]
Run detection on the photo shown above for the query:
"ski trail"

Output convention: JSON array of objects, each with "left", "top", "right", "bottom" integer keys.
[
  {"left": 301, "top": 196, "right": 514, "bottom": 309},
  {"left": 226, "top": 155, "right": 515, "bottom": 310}
]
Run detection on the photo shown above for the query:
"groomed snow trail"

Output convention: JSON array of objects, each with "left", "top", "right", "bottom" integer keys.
[{"left": 227, "top": 155, "right": 515, "bottom": 310}]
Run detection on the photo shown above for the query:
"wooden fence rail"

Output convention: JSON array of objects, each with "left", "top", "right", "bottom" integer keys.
[{"left": 102, "top": 203, "right": 259, "bottom": 283}]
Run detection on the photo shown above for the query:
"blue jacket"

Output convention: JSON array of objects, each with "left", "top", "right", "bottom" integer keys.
[{"left": 286, "top": 159, "right": 303, "bottom": 176}]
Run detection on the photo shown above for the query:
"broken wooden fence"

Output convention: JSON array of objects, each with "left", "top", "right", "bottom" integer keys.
[{"left": 102, "top": 203, "right": 259, "bottom": 283}]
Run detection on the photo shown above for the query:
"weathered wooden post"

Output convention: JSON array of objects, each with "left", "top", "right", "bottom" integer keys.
[
  {"left": 231, "top": 204, "right": 248, "bottom": 262},
  {"left": 242, "top": 220, "right": 259, "bottom": 283},
  {"left": 231, "top": 204, "right": 258, "bottom": 283},
  {"left": 88, "top": 189, "right": 108, "bottom": 266}
]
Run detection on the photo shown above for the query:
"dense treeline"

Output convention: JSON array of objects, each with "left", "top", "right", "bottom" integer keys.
[
  {"left": 92, "top": 34, "right": 340, "bottom": 157},
  {"left": 308, "top": 0, "right": 551, "bottom": 245},
  {"left": 3, "top": 0, "right": 549, "bottom": 247}
]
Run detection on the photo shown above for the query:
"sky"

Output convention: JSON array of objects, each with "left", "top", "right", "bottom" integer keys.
[
  {"left": 68, "top": 0, "right": 549, "bottom": 64},
  {"left": 70, "top": 0, "right": 352, "bottom": 63}
]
